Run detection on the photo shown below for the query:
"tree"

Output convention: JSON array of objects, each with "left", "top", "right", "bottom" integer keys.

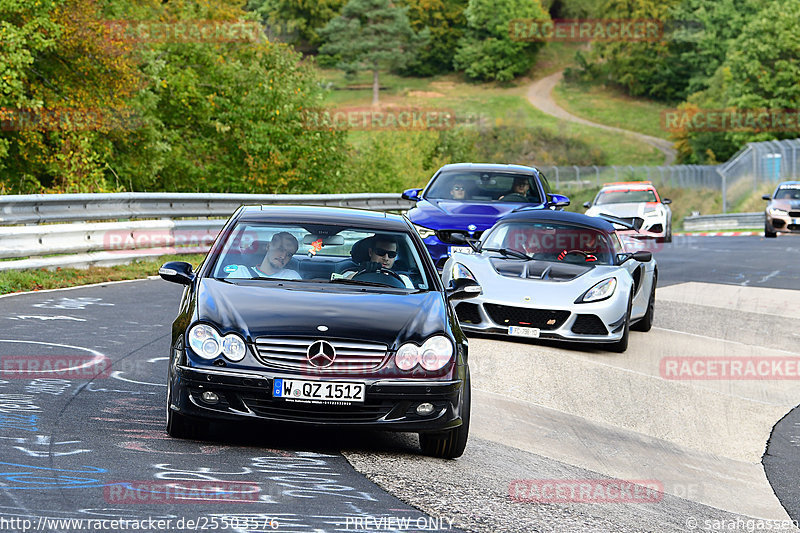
[
  {"left": 453, "top": 0, "right": 550, "bottom": 82},
  {"left": 672, "top": 0, "right": 800, "bottom": 163},
  {"left": 319, "top": 0, "right": 427, "bottom": 105},
  {"left": 398, "top": 0, "right": 468, "bottom": 76},
  {"left": 246, "top": 0, "right": 346, "bottom": 53}
]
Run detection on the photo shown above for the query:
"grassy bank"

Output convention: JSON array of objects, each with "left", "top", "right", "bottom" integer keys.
[{"left": 0, "top": 254, "right": 206, "bottom": 296}]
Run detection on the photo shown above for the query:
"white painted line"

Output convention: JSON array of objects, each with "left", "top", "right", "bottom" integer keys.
[
  {"left": 110, "top": 370, "right": 166, "bottom": 387},
  {"left": 0, "top": 277, "right": 159, "bottom": 300}
]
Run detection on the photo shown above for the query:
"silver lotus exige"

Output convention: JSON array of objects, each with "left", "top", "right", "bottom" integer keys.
[{"left": 442, "top": 209, "right": 657, "bottom": 352}]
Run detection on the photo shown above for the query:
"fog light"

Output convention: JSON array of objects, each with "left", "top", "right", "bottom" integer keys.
[
  {"left": 416, "top": 402, "right": 435, "bottom": 416},
  {"left": 201, "top": 391, "right": 219, "bottom": 404}
]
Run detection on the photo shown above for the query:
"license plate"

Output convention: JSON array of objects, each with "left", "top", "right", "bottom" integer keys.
[
  {"left": 449, "top": 246, "right": 472, "bottom": 255},
  {"left": 273, "top": 378, "right": 365, "bottom": 403},
  {"left": 508, "top": 326, "right": 540, "bottom": 338}
]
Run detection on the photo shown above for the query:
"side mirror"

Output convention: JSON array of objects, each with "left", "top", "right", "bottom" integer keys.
[
  {"left": 662, "top": 198, "right": 672, "bottom": 205},
  {"left": 583, "top": 201, "right": 591, "bottom": 208},
  {"left": 401, "top": 188, "right": 422, "bottom": 201},
  {"left": 618, "top": 251, "right": 652, "bottom": 264},
  {"left": 449, "top": 232, "right": 467, "bottom": 244},
  {"left": 546, "top": 193, "right": 570, "bottom": 208},
  {"left": 159, "top": 261, "right": 195, "bottom": 285},
  {"left": 762, "top": 194, "right": 772, "bottom": 201},
  {"left": 446, "top": 278, "right": 482, "bottom": 300}
]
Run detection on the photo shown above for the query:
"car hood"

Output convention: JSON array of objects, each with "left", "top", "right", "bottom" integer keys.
[
  {"left": 195, "top": 279, "right": 447, "bottom": 348},
  {"left": 770, "top": 199, "right": 800, "bottom": 211},
  {"left": 588, "top": 203, "right": 653, "bottom": 218},
  {"left": 408, "top": 199, "right": 545, "bottom": 231}
]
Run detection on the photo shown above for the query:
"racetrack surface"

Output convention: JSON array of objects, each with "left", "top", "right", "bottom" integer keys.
[{"left": 0, "top": 234, "right": 798, "bottom": 532}]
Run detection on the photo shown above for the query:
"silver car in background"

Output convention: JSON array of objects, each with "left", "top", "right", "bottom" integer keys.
[{"left": 442, "top": 210, "right": 656, "bottom": 353}]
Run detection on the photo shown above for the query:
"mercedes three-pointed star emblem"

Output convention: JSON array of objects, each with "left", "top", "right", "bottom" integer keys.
[{"left": 306, "top": 340, "right": 336, "bottom": 368}]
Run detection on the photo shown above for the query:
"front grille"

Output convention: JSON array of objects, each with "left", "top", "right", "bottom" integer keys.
[
  {"left": 571, "top": 314, "right": 608, "bottom": 335},
  {"left": 788, "top": 224, "right": 800, "bottom": 231},
  {"left": 254, "top": 337, "right": 387, "bottom": 372},
  {"left": 435, "top": 229, "right": 482, "bottom": 244},
  {"left": 239, "top": 394, "right": 396, "bottom": 422},
  {"left": 484, "top": 304, "right": 569, "bottom": 330},
  {"left": 789, "top": 211, "right": 800, "bottom": 217},
  {"left": 455, "top": 302, "right": 481, "bottom": 324}
]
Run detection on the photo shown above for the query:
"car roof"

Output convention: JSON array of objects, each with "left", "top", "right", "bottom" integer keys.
[
  {"left": 236, "top": 205, "right": 410, "bottom": 231},
  {"left": 436, "top": 163, "right": 541, "bottom": 175},
  {"left": 601, "top": 181, "right": 656, "bottom": 191},
  {"left": 777, "top": 181, "right": 800, "bottom": 187},
  {"left": 499, "top": 208, "right": 616, "bottom": 232}
]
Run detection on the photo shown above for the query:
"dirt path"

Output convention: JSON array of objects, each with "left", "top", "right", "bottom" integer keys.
[{"left": 526, "top": 70, "right": 677, "bottom": 165}]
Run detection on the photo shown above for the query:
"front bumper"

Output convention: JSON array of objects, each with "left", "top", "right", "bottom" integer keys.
[
  {"left": 453, "top": 297, "right": 627, "bottom": 344},
  {"left": 169, "top": 364, "right": 465, "bottom": 432},
  {"left": 766, "top": 213, "right": 800, "bottom": 233}
]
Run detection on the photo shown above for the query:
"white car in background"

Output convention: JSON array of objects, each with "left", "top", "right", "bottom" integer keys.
[{"left": 584, "top": 181, "right": 672, "bottom": 242}]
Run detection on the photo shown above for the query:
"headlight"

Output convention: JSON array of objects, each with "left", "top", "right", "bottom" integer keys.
[
  {"left": 580, "top": 278, "right": 617, "bottom": 303},
  {"left": 395, "top": 343, "right": 419, "bottom": 370},
  {"left": 768, "top": 207, "right": 788, "bottom": 216},
  {"left": 413, "top": 224, "right": 435, "bottom": 239},
  {"left": 642, "top": 206, "right": 660, "bottom": 216},
  {"left": 451, "top": 262, "right": 476, "bottom": 281},
  {"left": 395, "top": 335, "right": 453, "bottom": 371},
  {"left": 188, "top": 324, "right": 247, "bottom": 361}
]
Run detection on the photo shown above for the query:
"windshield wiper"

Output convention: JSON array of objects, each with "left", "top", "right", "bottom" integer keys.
[
  {"left": 328, "top": 278, "right": 395, "bottom": 288},
  {"left": 481, "top": 247, "right": 533, "bottom": 260}
]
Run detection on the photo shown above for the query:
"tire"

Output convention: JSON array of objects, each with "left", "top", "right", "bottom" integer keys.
[
  {"left": 419, "top": 371, "right": 471, "bottom": 459},
  {"left": 632, "top": 274, "right": 656, "bottom": 332},
  {"left": 765, "top": 221, "right": 777, "bottom": 238},
  {"left": 165, "top": 378, "right": 206, "bottom": 439},
  {"left": 665, "top": 222, "right": 672, "bottom": 243},
  {"left": 609, "top": 293, "right": 632, "bottom": 353}
]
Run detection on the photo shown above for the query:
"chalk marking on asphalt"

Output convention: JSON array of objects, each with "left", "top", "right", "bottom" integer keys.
[
  {"left": 110, "top": 370, "right": 165, "bottom": 387},
  {"left": 759, "top": 270, "right": 781, "bottom": 284},
  {"left": 0, "top": 340, "right": 107, "bottom": 375},
  {"left": 146, "top": 357, "right": 169, "bottom": 363},
  {"left": 5, "top": 315, "right": 86, "bottom": 322}
]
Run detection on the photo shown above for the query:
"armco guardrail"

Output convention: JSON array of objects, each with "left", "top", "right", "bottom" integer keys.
[
  {"left": 682, "top": 212, "right": 763, "bottom": 231},
  {"left": 0, "top": 192, "right": 411, "bottom": 225},
  {"left": 0, "top": 192, "right": 413, "bottom": 270}
]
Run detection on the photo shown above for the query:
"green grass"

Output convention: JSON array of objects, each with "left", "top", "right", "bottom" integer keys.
[
  {"left": 552, "top": 78, "right": 672, "bottom": 140},
  {"left": 0, "top": 254, "right": 206, "bottom": 296}
]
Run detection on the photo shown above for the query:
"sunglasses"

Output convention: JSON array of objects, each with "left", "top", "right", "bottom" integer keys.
[
  {"left": 373, "top": 247, "right": 398, "bottom": 258},
  {"left": 451, "top": 186, "right": 464, "bottom": 191}
]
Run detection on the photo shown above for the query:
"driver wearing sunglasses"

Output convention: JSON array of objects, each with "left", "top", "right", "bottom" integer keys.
[{"left": 344, "top": 235, "right": 414, "bottom": 288}]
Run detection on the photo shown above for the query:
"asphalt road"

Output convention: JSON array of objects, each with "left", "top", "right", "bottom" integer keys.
[
  {"left": 0, "top": 234, "right": 798, "bottom": 533},
  {"left": 0, "top": 281, "right": 458, "bottom": 533}
]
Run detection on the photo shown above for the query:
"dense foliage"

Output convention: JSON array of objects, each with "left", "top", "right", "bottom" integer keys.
[
  {"left": 453, "top": 0, "right": 550, "bottom": 82},
  {"left": 0, "top": 0, "right": 348, "bottom": 194}
]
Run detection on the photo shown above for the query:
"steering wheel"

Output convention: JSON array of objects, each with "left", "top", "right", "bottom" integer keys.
[
  {"left": 499, "top": 193, "right": 529, "bottom": 202},
  {"left": 557, "top": 249, "right": 597, "bottom": 262},
  {"left": 352, "top": 267, "right": 406, "bottom": 288}
]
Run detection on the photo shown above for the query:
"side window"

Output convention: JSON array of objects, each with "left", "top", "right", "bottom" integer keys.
[{"left": 538, "top": 171, "right": 552, "bottom": 195}]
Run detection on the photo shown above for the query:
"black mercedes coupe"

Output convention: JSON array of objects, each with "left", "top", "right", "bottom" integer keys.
[{"left": 159, "top": 205, "right": 479, "bottom": 458}]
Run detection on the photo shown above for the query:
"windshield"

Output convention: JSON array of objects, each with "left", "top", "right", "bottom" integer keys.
[
  {"left": 596, "top": 189, "right": 658, "bottom": 204},
  {"left": 209, "top": 223, "right": 430, "bottom": 290},
  {"left": 775, "top": 187, "right": 800, "bottom": 200},
  {"left": 426, "top": 170, "right": 542, "bottom": 204},
  {"left": 482, "top": 222, "right": 614, "bottom": 265}
]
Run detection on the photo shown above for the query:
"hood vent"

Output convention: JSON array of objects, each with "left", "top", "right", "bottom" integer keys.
[{"left": 490, "top": 258, "right": 592, "bottom": 282}]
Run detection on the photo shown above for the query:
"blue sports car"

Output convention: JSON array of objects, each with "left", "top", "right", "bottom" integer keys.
[{"left": 403, "top": 163, "right": 569, "bottom": 269}]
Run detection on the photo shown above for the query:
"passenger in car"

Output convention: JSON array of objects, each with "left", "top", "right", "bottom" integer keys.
[
  {"left": 450, "top": 181, "right": 468, "bottom": 200},
  {"left": 226, "top": 232, "right": 301, "bottom": 279},
  {"left": 344, "top": 235, "right": 414, "bottom": 288}
]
